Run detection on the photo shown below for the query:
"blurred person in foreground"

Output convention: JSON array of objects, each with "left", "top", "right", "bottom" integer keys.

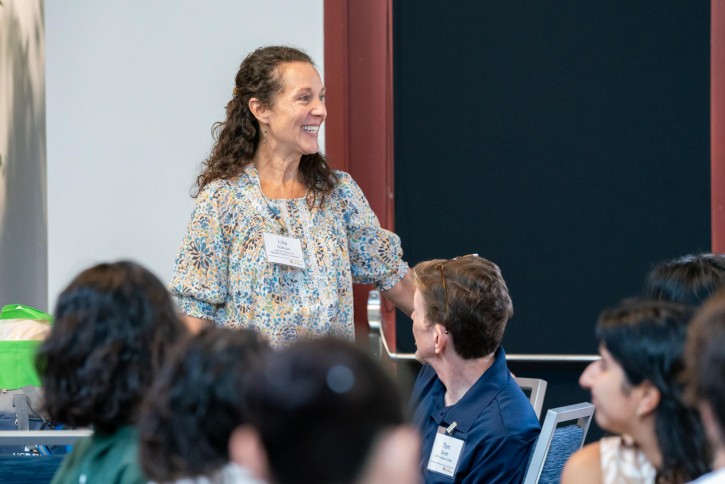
[
  {"left": 139, "top": 327, "right": 269, "bottom": 483},
  {"left": 683, "top": 290, "right": 725, "bottom": 483},
  {"left": 37, "top": 261, "right": 186, "bottom": 484},
  {"left": 229, "top": 337, "right": 420, "bottom": 484}
]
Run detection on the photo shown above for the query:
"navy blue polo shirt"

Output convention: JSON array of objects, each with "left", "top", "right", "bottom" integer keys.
[{"left": 410, "top": 347, "right": 540, "bottom": 483}]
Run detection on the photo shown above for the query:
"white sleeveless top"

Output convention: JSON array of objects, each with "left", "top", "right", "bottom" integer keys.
[{"left": 600, "top": 436, "right": 657, "bottom": 484}]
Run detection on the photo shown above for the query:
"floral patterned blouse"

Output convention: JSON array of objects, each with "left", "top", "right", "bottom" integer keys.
[{"left": 170, "top": 165, "right": 408, "bottom": 347}]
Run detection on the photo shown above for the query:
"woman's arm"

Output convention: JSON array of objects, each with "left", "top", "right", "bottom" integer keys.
[
  {"left": 381, "top": 270, "right": 415, "bottom": 316},
  {"left": 170, "top": 182, "right": 234, "bottom": 327},
  {"left": 182, "top": 315, "right": 213, "bottom": 334}
]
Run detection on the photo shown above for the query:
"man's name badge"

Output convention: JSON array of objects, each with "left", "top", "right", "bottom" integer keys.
[
  {"left": 263, "top": 233, "right": 306, "bottom": 269},
  {"left": 426, "top": 425, "right": 464, "bottom": 478}
]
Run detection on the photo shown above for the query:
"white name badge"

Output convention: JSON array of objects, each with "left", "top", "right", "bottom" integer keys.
[
  {"left": 263, "top": 233, "right": 306, "bottom": 269},
  {"left": 426, "top": 426, "right": 465, "bottom": 478}
]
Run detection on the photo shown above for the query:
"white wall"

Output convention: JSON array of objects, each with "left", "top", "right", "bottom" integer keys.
[
  {"left": 0, "top": 0, "right": 47, "bottom": 310},
  {"left": 46, "top": 0, "right": 324, "bottom": 310}
]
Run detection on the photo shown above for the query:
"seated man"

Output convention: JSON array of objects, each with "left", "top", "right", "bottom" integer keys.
[{"left": 409, "top": 254, "right": 540, "bottom": 483}]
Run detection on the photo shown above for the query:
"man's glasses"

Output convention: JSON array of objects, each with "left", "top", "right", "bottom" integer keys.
[{"left": 435, "top": 254, "right": 479, "bottom": 316}]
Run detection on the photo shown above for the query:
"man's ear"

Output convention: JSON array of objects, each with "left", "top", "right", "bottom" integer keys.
[
  {"left": 248, "top": 98, "right": 268, "bottom": 124},
  {"left": 229, "top": 425, "right": 269, "bottom": 482},
  {"left": 434, "top": 324, "right": 448, "bottom": 354},
  {"left": 636, "top": 380, "right": 661, "bottom": 418}
]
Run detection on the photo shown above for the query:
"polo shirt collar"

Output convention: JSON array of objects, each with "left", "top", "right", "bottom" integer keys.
[{"left": 431, "top": 346, "right": 510, "bottom": 434}]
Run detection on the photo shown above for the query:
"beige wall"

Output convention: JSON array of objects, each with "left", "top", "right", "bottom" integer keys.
[
  {"left": 0, "top": 1, "right": 325, "bottom": 311},
  {"left": 45, "top": 1, "right": 323, "bottom": 311}
]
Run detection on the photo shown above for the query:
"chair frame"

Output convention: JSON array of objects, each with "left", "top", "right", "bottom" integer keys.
[
  {"left": 515, "top": 377, "right": 548, "bottom": 419},
  {"left": 0, "top": 429, "right": 93, "bottom": 446},
  {"left": 523, "top": 402, "right": 595, "bottom": 484}
]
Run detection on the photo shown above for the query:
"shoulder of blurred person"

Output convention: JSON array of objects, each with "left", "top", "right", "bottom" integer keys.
[
  {"left": 562, "top": 435, "right": 657, "bottom": 484},
  {"left": 153, "top": 462, "right": 266, "bottom": 484},
  {"left": 561, "top": 440, "right": 602, "bottom": 484},
  {"left": 51, "top": 426, "right": 145, "bottom": 484}
]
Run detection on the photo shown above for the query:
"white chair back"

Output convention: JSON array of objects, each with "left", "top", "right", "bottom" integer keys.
[{"left": 515, "top": 377, "right": 548, "bottom": 419}]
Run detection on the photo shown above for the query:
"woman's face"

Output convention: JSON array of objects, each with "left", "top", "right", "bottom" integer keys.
[
  {"left": 579, "top": 346, "right": 641, "bottom": 434},
  {"left": 412, "top": 289, "right": 436, "bottom": 363},
  {"left": 264, "top": 61, "right": 326, "bottom": 159}
]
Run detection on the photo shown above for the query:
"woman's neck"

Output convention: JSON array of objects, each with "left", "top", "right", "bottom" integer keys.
[
  {"left": 253, "top": 149, "right": 306, "bottom": 199},
  {"left": 628, "top": 420, "right": 662, "bottom": 471}
]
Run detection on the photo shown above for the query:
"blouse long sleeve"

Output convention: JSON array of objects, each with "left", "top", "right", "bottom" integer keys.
[
  {"left": 336, "top": 173, "right": 408, "bottom": 292},
  {"left": 169, "top": 181, "right": 237, "bottom": 322}
]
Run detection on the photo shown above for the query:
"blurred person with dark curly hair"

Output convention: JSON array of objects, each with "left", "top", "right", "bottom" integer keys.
[
  {"left": 36, "top": 261, "right": 187, "bottom": 484},
  {"left": 138, "top": 327, "right": 269, "bottom": 483},
  {"left": 170, "top": 45, "right": 414, "bottom": 346}
]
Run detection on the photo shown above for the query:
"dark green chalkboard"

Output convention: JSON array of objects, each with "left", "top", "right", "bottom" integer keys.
[{"left": 393, "top": 0, "right": 710, "bottom": 355}]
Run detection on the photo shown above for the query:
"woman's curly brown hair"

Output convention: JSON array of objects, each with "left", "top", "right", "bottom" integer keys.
[{"left": 196, "top": 45, "right": 338, "bottom": 207}]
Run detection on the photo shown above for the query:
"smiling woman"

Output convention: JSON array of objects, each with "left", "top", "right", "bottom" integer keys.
[
  {"left": 249, "top": 61, "right": 327, "bottom": 169},
  {"left": 170, "top": 46, "right": 415, "bottom": 347}
]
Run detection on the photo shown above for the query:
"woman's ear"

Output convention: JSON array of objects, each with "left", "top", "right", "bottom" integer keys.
[
  {"left": 635, "top": 381, "right": 661, "bottom": 418},
  {"left": 248, "top": 98, "right": 268, "bottom": 124},
  {"left": 229, "top": 425, "right": 269, "bottom": 482}
]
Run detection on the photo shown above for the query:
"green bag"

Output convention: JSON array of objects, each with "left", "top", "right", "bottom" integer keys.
[
  {"left": 0, "top": 304, "right": 53, "bottom": 390},
  {"left": 0, "top": 305, "right": 53, "bottom": 322}
]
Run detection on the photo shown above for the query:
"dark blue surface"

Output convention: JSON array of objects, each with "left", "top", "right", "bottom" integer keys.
[{"left": 0, "top": 455, "right": 64, "bottom": 483}]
